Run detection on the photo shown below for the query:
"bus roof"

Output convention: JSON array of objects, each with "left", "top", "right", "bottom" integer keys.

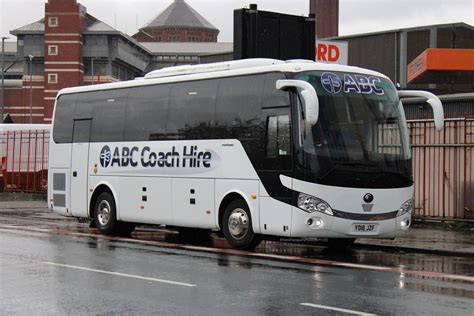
[{"left": 57, "top": 59, "right": 391, "bottom": 97}]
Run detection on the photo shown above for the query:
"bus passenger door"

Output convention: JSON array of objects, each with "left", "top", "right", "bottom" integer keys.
[
  {"left": 70, "top": 119, "right": 92, "bottom": 218},
  {"left": 259, "top": 107, "right": 293, "bottom": 236}
]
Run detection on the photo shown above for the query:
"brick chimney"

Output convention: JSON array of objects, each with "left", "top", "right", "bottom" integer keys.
[
  {"left": 310, "top": 0, "right": 339, "bottom": 39},
  {"left": 43, "top": 0, "right": 86, "bottom": 121}
]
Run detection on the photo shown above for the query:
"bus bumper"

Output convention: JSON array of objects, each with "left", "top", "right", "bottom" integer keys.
[{"left": 290, "top": 207, "right": 412, "bottom": 239}]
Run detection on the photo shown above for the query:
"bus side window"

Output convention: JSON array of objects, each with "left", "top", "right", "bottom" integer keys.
[
  {"left": 167, "top": 80, "right": 217, "bottom": 140},
  {"left": 53, "top": 94, "right": 76, "bottom": 143},
  {"left": 215, "top": 75, "right": 265, "bottom": 139},
  {"left": 90, "top": 90, "right": 127, "bottom": 142},
  {"left": 124, "top": 85, "right": 169, "bottom": 141},
  {"left": 265, "top": 115, "right": 290, "bottom": 157}
]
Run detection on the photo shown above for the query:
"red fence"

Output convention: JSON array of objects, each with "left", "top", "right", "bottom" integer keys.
[
  {"left": 0, "top": 130, "right": 50, "bottom": 193},
  {"left": 409, "top": 118, "right": 473, "bottom": 218}
]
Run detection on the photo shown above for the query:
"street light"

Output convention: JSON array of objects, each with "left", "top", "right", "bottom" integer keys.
[
  {"left": 91, "top": 57, "right": 98, "bottom": 85},
  {"left": 28, "top": 54, "right": 33, "bottom": 124},
  {"left": 1, "top": 36, "right": 9, "bottom": 124}
]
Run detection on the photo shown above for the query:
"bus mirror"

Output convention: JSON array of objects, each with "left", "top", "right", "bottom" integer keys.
[
  {"left": 398, "top": 90, "right": 444, "bottom": 132},
  {"left": 276, "top": 80, "right": 319, "bottom": 125}
]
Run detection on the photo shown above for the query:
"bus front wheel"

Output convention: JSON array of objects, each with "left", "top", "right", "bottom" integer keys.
[
  {"left": 222, "top": 200, "right": 261, "bottom": 250},
  {"left": 93, "top": 192, "right": 117, "bottom": 235}
]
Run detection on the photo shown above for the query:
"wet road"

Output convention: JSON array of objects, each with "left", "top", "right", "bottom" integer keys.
[{"left": 1, "top": 206, "right": 474, "bottom": 315}]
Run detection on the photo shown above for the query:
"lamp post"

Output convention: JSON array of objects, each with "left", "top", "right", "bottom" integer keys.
[
  {"left": 91, "top": 57, "right": 97, "bottom": 85},
  {"left": 1, "top": 36, "right": 9, "bottom": 124},
  {"left": 28, "top": 54, "right": 33, "bottom": 124}
]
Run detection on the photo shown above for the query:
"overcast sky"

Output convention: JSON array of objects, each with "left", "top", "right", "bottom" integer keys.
[{"left": 0, "top": 0, "right": 472, "bottom": 42}]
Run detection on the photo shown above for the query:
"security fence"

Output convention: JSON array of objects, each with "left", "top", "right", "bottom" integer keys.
[{"left": 0, "top": 129, "right": 50, "bottom": 193}]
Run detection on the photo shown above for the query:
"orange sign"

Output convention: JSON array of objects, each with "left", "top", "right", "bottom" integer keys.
[{"left": 407, "top": 48, "right": 474, "bottom": 83}]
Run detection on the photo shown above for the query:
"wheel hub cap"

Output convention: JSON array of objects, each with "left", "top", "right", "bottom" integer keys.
[
  {"left": 97, "top": 200, "right": 111, "bottom": 226},
  {"left": 228, "top": 208, "right": 249, "bottom": 240}
]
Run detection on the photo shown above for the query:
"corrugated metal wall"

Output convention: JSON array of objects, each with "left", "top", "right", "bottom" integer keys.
[
  {"left": 341, "top": 24, "right": 473, "bottom": 94},
  {"left": 438, "top": 26, "right": 474, "bottom": 49},
  {"left": 403, "top": 93, "right": 474, "bottom": 120},
  {"left": 404, "top": 98, "right": 474, "bottom": 120},
  {"left": 347, "top": 33, "right": 398, "bottom": 82},
  {"left": 407, "top": 30, "right": 430, "bottom": 63}
]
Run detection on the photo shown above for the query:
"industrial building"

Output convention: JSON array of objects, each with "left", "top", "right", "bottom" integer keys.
[{"left": 329, "top": 23, "right": 473, "bottom": 95}]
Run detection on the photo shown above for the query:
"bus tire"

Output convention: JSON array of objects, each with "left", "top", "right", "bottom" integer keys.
[
  {"left": 93, "top": 192, "right": 117, "bottom": 235},
  {"left": 222, "top": 199, "right": 261, "bottom": 250},
  {"left": 327, "top": 238, "right": 356, "bottom": 250}
]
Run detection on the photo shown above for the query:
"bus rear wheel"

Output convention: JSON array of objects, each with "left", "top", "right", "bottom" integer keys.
[
  {"left": 222, "top": 200, "right": 261, "bottom": 250},
  {"left": 93, "top": 192, "right": 118, "bottom": 235}
]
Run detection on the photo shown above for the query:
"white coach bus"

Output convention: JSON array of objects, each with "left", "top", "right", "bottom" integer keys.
[{"left": 48, "top": 59, "right": 444, "bottom": 249}]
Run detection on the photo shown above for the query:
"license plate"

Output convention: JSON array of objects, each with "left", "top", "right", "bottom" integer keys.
[{"left": 352, "top": 223, "right": 378, "bottom": 233}]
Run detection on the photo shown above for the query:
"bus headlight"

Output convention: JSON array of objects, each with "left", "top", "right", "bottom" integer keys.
[
  {"left": 297, "top": 193, "right": 333, "bottom": 216},
  {"left": 397, "top": 198, "right": 413, "bottom": 217}
]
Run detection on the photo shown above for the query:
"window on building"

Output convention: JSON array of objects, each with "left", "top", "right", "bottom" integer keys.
[
  {"left": 48, "top": 45, "right": 58, "bottom": 55},
  {"left": 112, "top": 64, "right": 119, "bottom": 79},
  {"left": 48, "top": 17, "right": 58, "bottom": 27},
  {"left": 48, "top": 73, "right": 58, "bottom": 84}
]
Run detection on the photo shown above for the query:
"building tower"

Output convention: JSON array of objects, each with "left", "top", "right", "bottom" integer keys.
[
  {"left": 133, "top": 0, "right": 219, "bottom": 42},
  {"left": 43, "top": 0, "right": 86, "bottom": 120},
  {"left": 310, "top": 0, "right": 339, "bottom": 39}
]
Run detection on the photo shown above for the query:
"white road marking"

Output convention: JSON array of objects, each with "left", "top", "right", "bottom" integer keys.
[
  {"left": 38, "top": 261, "right": 196, "bottom": 287},
  {"left": 300, "top": 303, "right": 377, "bottom": 315}
]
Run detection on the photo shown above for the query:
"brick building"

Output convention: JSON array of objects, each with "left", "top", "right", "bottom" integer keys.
[{"left": 133, "top": 0, "right": 219, "bottom": 43}]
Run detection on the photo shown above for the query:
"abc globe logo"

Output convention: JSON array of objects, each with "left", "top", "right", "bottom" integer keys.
[
  {"left": 321, "top": 72, "right": 342, "bottom": 94},
  {"left": 100, "top": 146, "right": 111, "bottom": 168}
]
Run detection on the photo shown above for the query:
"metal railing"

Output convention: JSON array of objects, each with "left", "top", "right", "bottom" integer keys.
[{"left": 0, "top": 129, "right": 49, "bottom": 192}]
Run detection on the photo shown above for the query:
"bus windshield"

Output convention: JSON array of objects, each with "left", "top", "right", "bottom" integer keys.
[{"left": 295, "top": 71, "right": 412, "bottom": 189}]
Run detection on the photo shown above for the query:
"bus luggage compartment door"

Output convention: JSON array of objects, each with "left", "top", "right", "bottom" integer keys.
[
  {"left": 172, "top": 178, "right": 215, "bottom": 229},
  {"left": 70, "top": 119, "right": 92, "bottom": 218}
]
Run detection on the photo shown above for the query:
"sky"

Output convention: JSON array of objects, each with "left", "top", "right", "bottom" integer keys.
[{"left": 0, "top": 0, "right": 472, "bottom": 42}]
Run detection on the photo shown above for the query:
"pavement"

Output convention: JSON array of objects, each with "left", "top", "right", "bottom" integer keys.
[{"left": 1, "top": 200, "right": 473, "bottom": 257}]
